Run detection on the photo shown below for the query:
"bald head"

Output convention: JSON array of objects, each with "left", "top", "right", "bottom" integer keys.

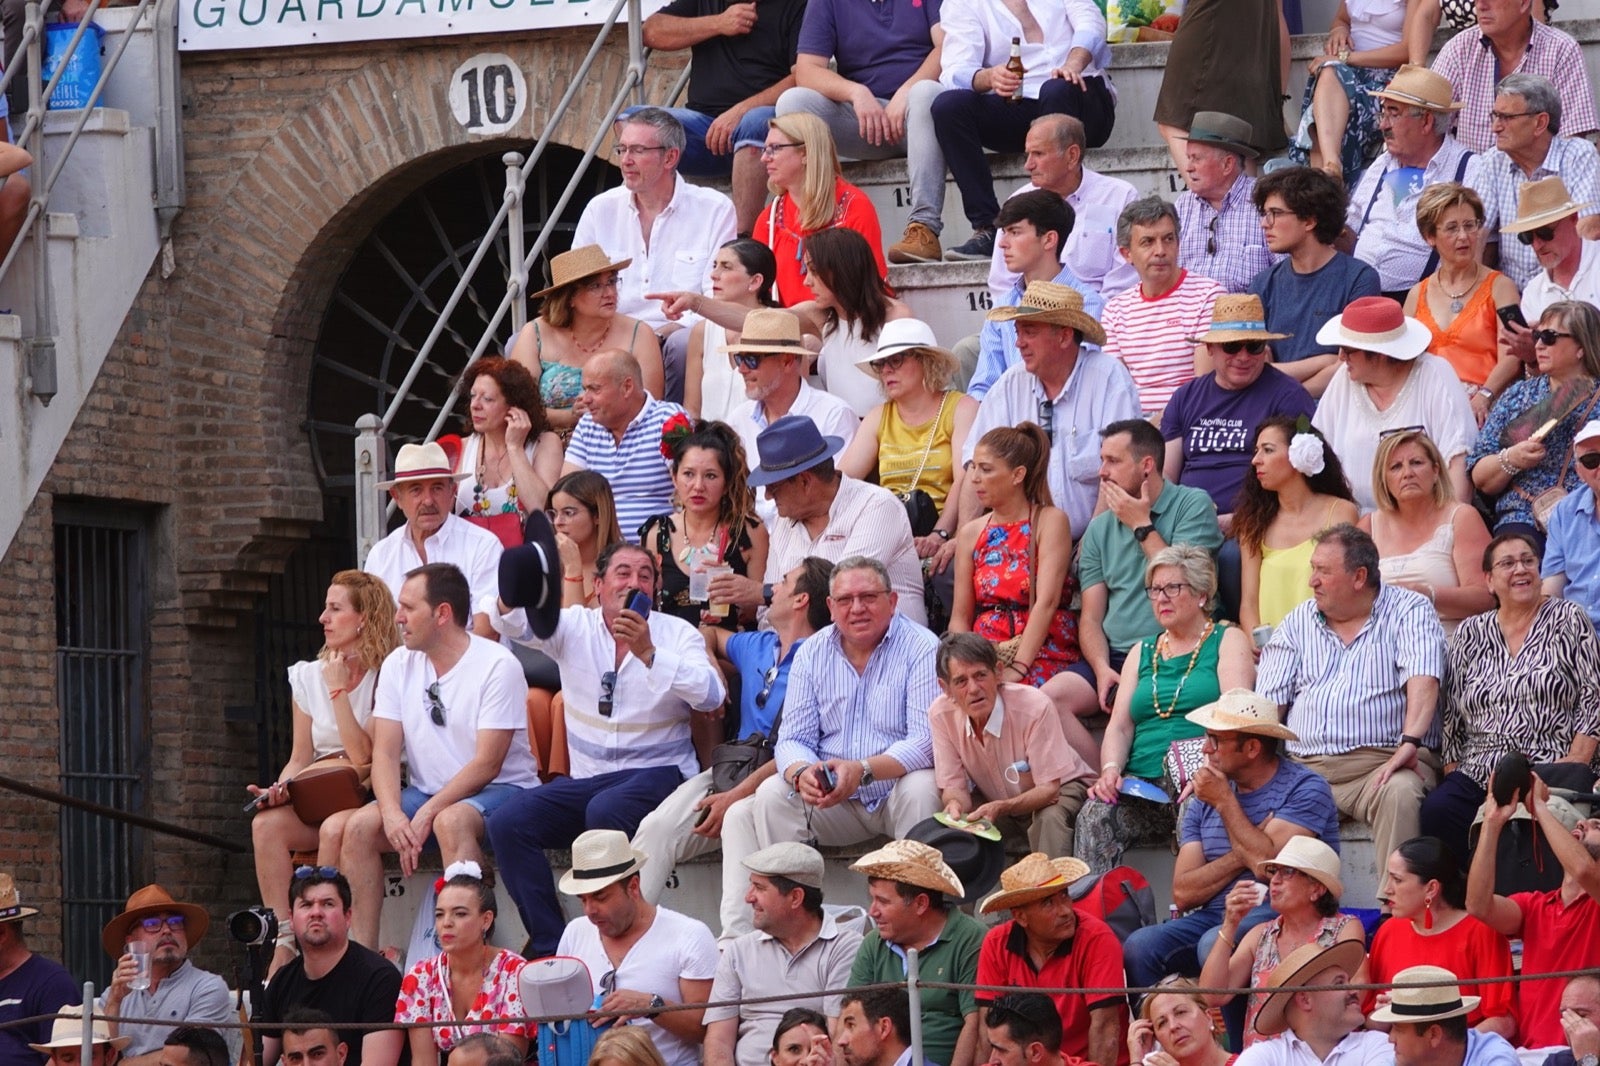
[
  {"left": 581, "top": 348, "right": 647, "bottom": 429},
  {"left": 588, "top": 348, "right": 641, "bottom": 388}
]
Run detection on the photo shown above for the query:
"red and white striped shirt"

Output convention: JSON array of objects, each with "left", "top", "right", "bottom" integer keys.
[{"left": 1102, "top": 269, "right": 1224, "bottom": 414}]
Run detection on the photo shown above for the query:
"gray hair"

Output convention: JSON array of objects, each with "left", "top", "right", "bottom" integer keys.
[
  {"left": 1497, "top": 73, "right": 1561, "bottom": 134},
  {"left": 1143, "top": 544, "right": 1218, "bottom": 607},
  {"left": 621, "top": 106, "right": 687, "bottom": 155},
  {"left": 830, "top": 555, "right": 891, "bottom": 594},
  {"left": 936, "top": 632, "right": 999, "bottom": 681},
  {"left": 1029, "top": 112, "right": 1086, "bottom": 155},
  {"left": 1117, "top": 195, "right": 1180, "bottom": 248},
  {"left": 1313, "top": 523, "right": 1382, "bottom": 590}
]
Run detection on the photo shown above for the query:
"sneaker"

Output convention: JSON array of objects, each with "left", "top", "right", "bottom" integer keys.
[
  {"left": 887, "top": 221, "right": 941, "bottom": 264},
  {"left": 943, "top": 230, "right": 995, "bottom": 261}
]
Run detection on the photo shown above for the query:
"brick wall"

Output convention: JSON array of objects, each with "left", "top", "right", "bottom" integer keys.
[{"left": 0, "top": 24, "right": 678, "bottom": 970}]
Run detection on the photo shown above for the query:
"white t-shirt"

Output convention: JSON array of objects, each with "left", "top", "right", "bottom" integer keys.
[
  {"left": 288, "top": 659, "right": 378, "bottom": 758},
  {"left": 557, "top": 907, "right": 720, "bottom": 1066},
  {"left": 372, "top": 635, "right": 539, "bottom": 793}
]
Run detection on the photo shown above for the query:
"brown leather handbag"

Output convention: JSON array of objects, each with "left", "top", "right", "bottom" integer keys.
[{"left": 289, "top": 751, "right": 370, "bottom": 826}]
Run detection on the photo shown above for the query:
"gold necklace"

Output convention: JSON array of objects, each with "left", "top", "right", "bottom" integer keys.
[{"left": 1151, "top": 621, "right": 1215, "bottom": 719}]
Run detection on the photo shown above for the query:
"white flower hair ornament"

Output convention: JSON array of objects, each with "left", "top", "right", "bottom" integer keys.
[
  {"left": 435, "top": 860, "right": 484, "bottom": 891},
  {"left": 1288, "top": 433, "right": 1326, "bottom": 477}
]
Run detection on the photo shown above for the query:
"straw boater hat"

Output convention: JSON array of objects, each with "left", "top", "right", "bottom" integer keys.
[
  {"left": 1367, "top": 965, "right": 1481, "bottom": 1025},
  {"left": 1369, "top": 64, "right": 1463, "bottom": 112},
  {"left": 856, "top": 318, "right": 961, "bottom": 382},
  {"left": 978, "top": 852, "right": 1091, "bottom": 914},
  {"left": 718, "top": 307, "right": 813, "bottom": 357},
  {"left": 1189, "top": 294, "right": 1291, "bottom": 345},
  {"left": 376, "top": 441, "right": 472, "bottom": 490},
  {"left": 28, "top": 1007, "right": 131, "bottom": 1053},
  {"left": 1252, "top": 940, "right": 1368, "bottom": 1036},
  {"left": 1184, "top": 688, "right": 1299, "bottom": 741},
  {"left": 0, "top": 873, "right": 39, "bottom": 923},
  {"left": 531, "top": 244, "right": 633, "bottom": 300},
  {"left": 1182, "top": 111, "right": 1260, "bottom": 160},
  {"left": 1257, "top": 836, "right": 1344, "bottom": 898},
  {"left": 986, "top": 281, "right": 1107, "bottom": 347},
  {"left": 558, "top": 829, "right": 647, "bottom": 895},
  {"left": 1502, "top": 175, "right": 1593, "bottom": 235},
  {"left": 850, "top": 839, "right": 965, "bottom": 899},
  {"left": 100, "top": 884, "right": 210, "bottom": 959},
  {"left": 1314, "top": 296, "right": 1432, "bottom": 362}
]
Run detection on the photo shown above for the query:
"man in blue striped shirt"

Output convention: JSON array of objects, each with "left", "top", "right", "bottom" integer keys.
[
  {"left": 1256, "top": 523, "right": 1446, "bottom": 874},
  {"left": 718, "top": 555, "right": 942, "bottom": 939},
  {"left": 563, "top": 349, "right": 685, "bottom": 538}
]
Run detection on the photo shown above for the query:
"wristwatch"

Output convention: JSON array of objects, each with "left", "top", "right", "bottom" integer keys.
[
  {"left": 859, "top": 760, "right": 875, "bottom": 786},
  {"left": 649, "top": 994, "right": 666, "bottom": 1010},
  {"left": 1133, "top": 523, "right": 1156, "bottom": 543},
  {"left": 934, "top": 529, "right": 952, "bottom": 541}
]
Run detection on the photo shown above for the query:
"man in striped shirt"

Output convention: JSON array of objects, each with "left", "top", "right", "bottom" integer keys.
[{"left": 563, "top": 349, "right": 685, "bottom": 538}]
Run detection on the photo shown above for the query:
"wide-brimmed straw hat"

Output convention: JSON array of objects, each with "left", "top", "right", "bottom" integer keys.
[
  {"left": 855, "top": 318, "right": 960, "bottom": 382},
  {"left": 1314, "top": 297, "right": 1432, "bottom": 362},
  {"left": 558, "top": 829, "right": 647, "bottom": 895},
  {"left": 532, "top": 244, "right": 633, "bottom": 300},
  {"left": 377, "top": 441, "right": 472, "bottom": 490},
  {"left": 101, "top": 885, "right": 210, "bottom": 959},
  {"left": 718, "top": 307, "right": 813, "bottom": 357},
  {"left": 1253, "top": 940, "right": 1368, "bottom": 1036},
  {"left": 0, "top": 873, "right": 39, "bottom": 923},
  {"left": 1368, "top": 64, "right": 1463, "bottom": 112},
  {"left": 1257, "top": 836, "right": 1343, "bottom": 898},
  {"left": 987, "top": 281, "right": 1107, "bottom": 347},
  {"left": 1190, "top": 294, "right": 1291, "bottom": 344},
  {"left": 1181, "top": 111, "right": 1260, "bottom": 159},
  {"left": 1185, "top": 688, "right": 1298, "bottom": 741},
  {"left": 850, "top": 839, "right": 965, "bottom": 899},
  {"left": 1503, "top": 175, "right": 1592, "bottom": 235},
  {"left": 978, "top": 852, "right": 1091, "bottom": 914},
  {"left": 28, "top": 1008, "right": 131, "bottom": 1053},
  {"left": 1367, "top": 965, "right": 1480, "bottom": 1025}
]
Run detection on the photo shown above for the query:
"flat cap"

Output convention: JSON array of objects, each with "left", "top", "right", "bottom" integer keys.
[{"left": 743, "top": 842, "right": 825, "bottom": 889}]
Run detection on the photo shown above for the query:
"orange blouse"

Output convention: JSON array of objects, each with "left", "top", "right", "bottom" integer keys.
[{"left": 1416, "top": 270, "right": 1506, "bottom": 388}]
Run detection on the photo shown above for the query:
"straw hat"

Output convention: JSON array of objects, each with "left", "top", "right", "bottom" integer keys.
[
  {"left": 977, "top": 852, "right": 1091, "bottom": 914},
  {"left": 1252, "top": 940, "right": 1368, "bottom": 1036},
  {"left": 1502, "top": 176, "right": 1592, "bottom": 235},
  {"left": 532, "top": 244, "right": 633, "bottom": 300},
  {"left": 0, "top": 873, "right": 39, "bottom": 923},
  {"left": 1190, "top": 294, "right": 1291, "bottom": 344},
  {"left": 28, "top": 1007, "right": 131, "bottom": 1053},
  {"left": 986, "top": 281, "right": 1107, "bottom": 347},
  {"left": 376, "top": 441, "right": 472, "bottom": 490},
  {"left": 1314, "top": 297, "right": 1432, "bottom": 362},
  {"left": 718, "top": 308, "right": 813, "bottom": 357},
  {"left": 1184, "top": 688, "right": 1298, "bottom": 741},
  {"left": 1182, "top": 111, "right": 1260, "bottom": 159},
  {"left": 1367, "top": 965, "right": 1480, "bottom": 1025},
  {"left": 1257, "top": 836, "right": 1343, "bottom": 898},
  {"left": 850, "top": 839, "right": 965, "bottom": 899},
  {"left": 100, "top": 885, "right": 210, "bottom": 959},
  {"left": 1368, "top": 64, "right": 1462, "bottom": 112},
  {"left": 557, "top": 829, "right": 647, "bottom": 895},
  {"left": 856, "top": 318, "right": 961, "bottom": 383}
]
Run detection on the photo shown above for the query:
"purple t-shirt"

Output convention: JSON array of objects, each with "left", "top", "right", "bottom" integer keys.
[
  {"left": 0, "top": 954, "right": 80, "bottom": 1066},
  {"left": 1161, "top": 365, "right": 1316, "bottom": 514},
  {"left": 796, "top": 0, "right": 941, "bottom": 99}
]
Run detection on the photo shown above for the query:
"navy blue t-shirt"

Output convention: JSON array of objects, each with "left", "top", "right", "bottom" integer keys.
[
  {"left": 1162, "top": 366, "right": 1317, "bottom": 514},
  {"left": 0, "top": 954, "right": 80, "bottom": 1066},
  {"left": 1248, "top": 252, "right": 1381, "bottom": 364}
]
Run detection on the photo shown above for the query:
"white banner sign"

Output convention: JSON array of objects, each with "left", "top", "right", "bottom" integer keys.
[{"left": 179, "top": 0, "right": 663, "bottom": 52}]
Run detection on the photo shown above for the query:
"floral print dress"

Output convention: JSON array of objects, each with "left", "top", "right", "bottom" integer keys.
[
  {"left": 971, "top": 515, "right": 1081, "bottom": 686},
  {"left": 394, "top": 947, "right": 533, "bottom": 1052}
]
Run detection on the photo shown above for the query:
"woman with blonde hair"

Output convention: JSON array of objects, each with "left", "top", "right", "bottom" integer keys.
[
  {"left": 590, "top": 1026, "right": 669, "bottom": 1066},
  {"left": 248, "top": 569, "right": 399, "bottom": 974},
  {"left": 1128, "top": 977, "right": 1235, "bottom": 1066},
  {"left": 754, "top": 114, "right": 887, "bottom": 307},
  {"left": 1359, "top": 429, "right": 1493, "bottom": 635}
]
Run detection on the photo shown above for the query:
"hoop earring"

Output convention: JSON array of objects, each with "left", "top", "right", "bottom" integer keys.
[{"left": 1423, "top": 896, "right": 1434, "bottom": 930}]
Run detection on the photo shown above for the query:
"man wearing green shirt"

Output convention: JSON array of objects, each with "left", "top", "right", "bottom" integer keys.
[
  {"left": 1062, "top": 418, "right": 1223, "bottom": 719},
  {"left": 847, "top": 841, "right": 984, "bottom": 1066}
]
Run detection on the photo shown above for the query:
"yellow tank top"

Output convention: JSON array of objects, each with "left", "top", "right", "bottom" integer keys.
[
  {"left": 1258, "top": 537, "right": 1316, "bottom": 626},
  {"left": 877, "top": 392, "right": 957, "bottom": 509}
]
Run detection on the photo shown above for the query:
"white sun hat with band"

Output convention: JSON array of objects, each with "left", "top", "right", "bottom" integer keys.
[
  {"left": 1185, "top": 688, "right": 1298, "bottom": 740},
  {"left": 1314, "top": 296, "right": 1432, "bottom": 362}
]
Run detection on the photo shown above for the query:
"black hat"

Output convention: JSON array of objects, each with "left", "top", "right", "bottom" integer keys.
[
  {"left": 498, "top": 509, "right": 564, "bottom": 638},
  {"left": 905, "top": 816, "right": 1006, "bottom": 904}
]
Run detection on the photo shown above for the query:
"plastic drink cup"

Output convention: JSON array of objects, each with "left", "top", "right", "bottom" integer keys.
[
  {"left": 1251, "top": 625, "right": 1274, "bottom": 649},
  {"left": 688, "top": 565, "right": 710, "bottom": 602},
  {"left": 704, "top": 564, "right": 734, "bottom": 618},
  {"left": 129, "top": 942, "right": 151, "bottom": 991}
]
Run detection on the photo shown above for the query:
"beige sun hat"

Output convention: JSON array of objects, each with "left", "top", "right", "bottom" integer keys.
[
  {"left": 1253, "top": 939, "right": 1368, "bottom": 1036},
  {"left": 1189, "top": 294, "right": 1291, "bottom": 344},
  {"left": 718, "top": 307, "right": 813, "bottom": 357},
  {"left": 1367, "top": 965, "right": 1480, "bottom": 1025},
  {"left": 978, "top": 852, "right": 1091, "bottom": 914},
  {"left": 1502, "top": 176, "right": 1592, "bottom": 235},
  {"left": 376, "top": 441, "right": 472, "bottom": 490},
  {"left": 1257, "top": 836, "right": 1343, "bottom": 898},
  {"left": 557, "top": 829, "right": 647, "bottom": 896},
  {"left": 0, "top": 873, "right": 39, "bottom": 924},
  {"left": 1185, "top": 688, "right": 1299, "bottom": 741},
  {"left": 1369, "top": 64, "right": 1463, "bottom": 112},
  {"left": 28, "top": 1008, "right": 131, "bottom": 1053},
  {"left": 986, "top": 281, "right": 1107, "bottom": 347},
  {"left": 531, "top": 244, "right": 633, "bottom": 300},
  {"left": 850, "top": 839, "right": 965, "bottom": 899}
]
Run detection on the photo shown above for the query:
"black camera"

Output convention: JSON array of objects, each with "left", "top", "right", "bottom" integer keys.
[{"left": 227, "top": 906, "right": 278, "bottom": 947}]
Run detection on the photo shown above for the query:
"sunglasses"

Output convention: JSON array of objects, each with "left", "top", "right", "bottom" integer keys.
[
  {"left": 1220, "top": 340, "right": 1267, "bottom": 355},
  {"left": 425, "top": 681, "right": 446, "bottom": 726},
  {"left": 1533, "top": 329, "right": 1574, "bottom": 346},
  {"left": 600, "top": 969, "right": 618, "bottom": 995},
  {"left": 1579, "top": 452, "right": 1600, "bottom": 470},
  {"left": 1517, "top": 225, "right": 1558, "bottom": 245},
  {"left": 869, "top": 351, "right": 910, "bottom": 374},
  {"left": 753, "top": 664, "right": 781, "bottom": 710},
  {"left": 293, "top": 865, "right": 339, "bottom": 880},
  {"left": 733, "top": 353, "right": 765, "bottom": 371},
  {"left": 599, "top": 670, "right": 617, "bottom": 718},
  {"left": 1206, "top": 214, "right": 1218, "bottom": 257},
  {"left": 139, "top": 915, "right": 186, "bottom": 932}
]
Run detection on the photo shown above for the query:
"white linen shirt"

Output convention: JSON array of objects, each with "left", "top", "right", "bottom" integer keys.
[
  {"left": 364, "top": 513, "right": 503, "bottom": 612},
  {"left": 1347, "top": 137, "right": 1478, "bottom": 292},
  {"left": 1233, "top": 1029, "right": 1393, "bottom": 1066},
  {"left": 1522, "top": 238, "right": 1600, "bottom": 323},
  {"left": 937, "top": 0, "right": 1114, "bottom": 102},
  {"left": 988, "top": 170, "right": 1141, "bottom": 303},
  {"left": 572, "top": 173, "right": 738, "bottom": 330}
]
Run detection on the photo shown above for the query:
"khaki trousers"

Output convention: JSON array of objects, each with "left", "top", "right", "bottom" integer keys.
[{"left": 1292, "top": 746, "right": 1440, "bottom": 871}]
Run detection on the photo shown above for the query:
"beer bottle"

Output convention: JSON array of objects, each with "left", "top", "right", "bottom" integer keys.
[{"left": 1006, "top": 37, "right": 1025, "bottom": 102}]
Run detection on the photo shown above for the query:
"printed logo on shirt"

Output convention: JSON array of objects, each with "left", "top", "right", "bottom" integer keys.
[{"left": 1188, "top": 417, "right": 1248, "bottom": 455}]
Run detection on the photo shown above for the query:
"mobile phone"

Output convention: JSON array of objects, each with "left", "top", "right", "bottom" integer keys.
[
  {"left": 815, "top": 764, "right": 838, "bottom": 793},
  {"left": 1497, "top": 303, "right": 1529, "bottom": 330},
  {"left": 627, "top": 590, "right": 652, "bottom": 617},
  {"left": 243, "top": 790, "right": 269, "bottom": 814}
]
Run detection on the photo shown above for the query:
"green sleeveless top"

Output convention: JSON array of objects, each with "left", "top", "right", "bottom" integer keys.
[{"left": 1125, "top": 621, "right": 1228, "bottom": 782}]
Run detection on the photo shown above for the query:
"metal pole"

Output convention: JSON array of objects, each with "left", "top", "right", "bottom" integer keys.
[
  {"left": 906, "top": 947, "right": 923, "bottom": 1066},
  {"left": 80, "top": 982, "right": 94, "bottom": 1062},
  {"left": 626, "top": 0, "right": 644, "bottom": 105},
  {"left": 24, "top": 0, "right": 54, "bottom": 404},
  {"left": 354, "top": 414, "right": 386, "bottom": 568},
  {"left": 504, "top": 152, "right": 527, "bottom": 336}
]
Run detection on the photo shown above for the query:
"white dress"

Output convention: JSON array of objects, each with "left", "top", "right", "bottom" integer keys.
[
  {"left": 815, "top": 319, "right": 884, "bottom": 417},
  {"left": 698, "top": 320, "right": 746, "bottom": 424}
]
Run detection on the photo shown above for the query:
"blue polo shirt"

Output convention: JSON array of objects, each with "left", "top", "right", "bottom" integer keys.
[
  {"left": 726, "top": 630, "right": 804, "bottom": 737},
  {"left": 1543, "top": 487, "right": 1600, "bottom": 629}
]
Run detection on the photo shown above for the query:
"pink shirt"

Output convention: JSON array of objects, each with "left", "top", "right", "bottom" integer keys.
[
  {"left": 930, "top": 682, "right": 1095, "bottom": 800},
  {"left": 1102, "top": 269, "right": 1223, "bottom": 414}
]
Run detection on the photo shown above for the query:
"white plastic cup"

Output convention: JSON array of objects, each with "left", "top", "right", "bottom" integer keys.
[
  {"left": 1250, "top": 882, "right": 1269, "bottom": 906},
  {"left": 688, "top": 565, "right": 711, "bottom": 602},
  {"left": 1251, "top": 625, "right": 1274, "bottom": 649},
  {"left": 128, "top": 942, "right": 151, "bottom": 991}
]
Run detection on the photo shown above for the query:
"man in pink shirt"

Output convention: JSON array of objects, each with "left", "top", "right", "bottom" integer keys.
[{"left": 929, "top": 633, "right": 1096, "bottom": 857}]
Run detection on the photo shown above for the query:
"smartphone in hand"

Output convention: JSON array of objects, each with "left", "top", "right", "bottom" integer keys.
[
  {"left": 1497, "top": 303, "right": 1528, "bottom": 330},
  {"left": 815, "top": 764, "right": 838, "bottom": 793},
  {"left": 627, "top": 590, "right": 652, "bottom": 617}
]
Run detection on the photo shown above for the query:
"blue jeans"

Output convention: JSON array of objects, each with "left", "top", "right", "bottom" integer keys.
[
  {"left": 487, "top": 765, "right": 684, "bottom": 956},
  {"left": 1124, "top": 900, "right": 1275, "bottom": 988},
  {"left": 618, "top": 105, "right": 773, "bottom": 176},
  {"left": 391, "top": 783, "right": 526, "bottom": 850}
]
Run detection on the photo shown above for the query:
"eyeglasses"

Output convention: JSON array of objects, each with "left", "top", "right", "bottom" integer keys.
[
  {"left": 1578, "top": 452, "right": 1600, "bottom": 470},
  {"left": 1206, "top": 214, "right": 1219, "bottom": 257},
  {"left": 599, "top": 670, "right": 617, "bottom": 718},
  {"left": 612, "top": 144, "right": 668, "bottom": 159},
  {"left": 1533, "top": 328, "right": 1574, "bottom": 346},
  {"left": 1378, "top": 105, "right": 1424, "bottom": 122},
  {"left": 1258, "top": 207, "right": 1297, "bottom": 223},
  {"left": 1036, "top": 397, "right": 1055, "bottom": 443},
  {"left": 293, "top": 865, "right": 340, "bottom": 880},
  {"left": 869, "top": 352, "right": 910, "bottom": 374},
  {"left": 1145, "top": 582, "right": 1192, "bottom": 601},
  {"left": 1489, "top": 109, "right": 1537, "bottom": 124},
  {"left": 425, "top": 681, "right": 446, "bottom": 726},
  {"left": 733, "top": 353, "right": 765, "bottom": 371},
  {"left": 830, "top": 591, "right": 888, "bottom": 608},
  {"left": 1221, "top": 340, "right": 1267, "bottom": 355},
  {"left": 546, "top": 505, "right": 586, "bottom": 522},
  {"left": 1491, "top": 553, "right": 1540, "bottom": 573},
  {"left": 1437, "top": 219, "right": 1482, "bottom": 237},
  {"left": 1268, "top": 866, "right": 1304, "bottom": 882},
  {"left": 760, "top": 141, "right": 804, "bottom": 157},
  {"left": 581, "top": 274, "right": 620, "bottom": 293},
  {"left": 753, "top": 664, "right": 781, "bottom": 710},
  {"left": 139, "top": 915, "right": 186, "bottom": 932},
  {"left": 1517, "top": 225, "right": 1558, "bottom": 245}
]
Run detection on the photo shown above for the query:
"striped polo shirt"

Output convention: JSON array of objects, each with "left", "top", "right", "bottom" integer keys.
[
  {"left": 1101, "top": 268, "right": 1223, "bottom": 414},
  {"left": 566, "top": 395, "right": 684, "bottom": 538}
]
